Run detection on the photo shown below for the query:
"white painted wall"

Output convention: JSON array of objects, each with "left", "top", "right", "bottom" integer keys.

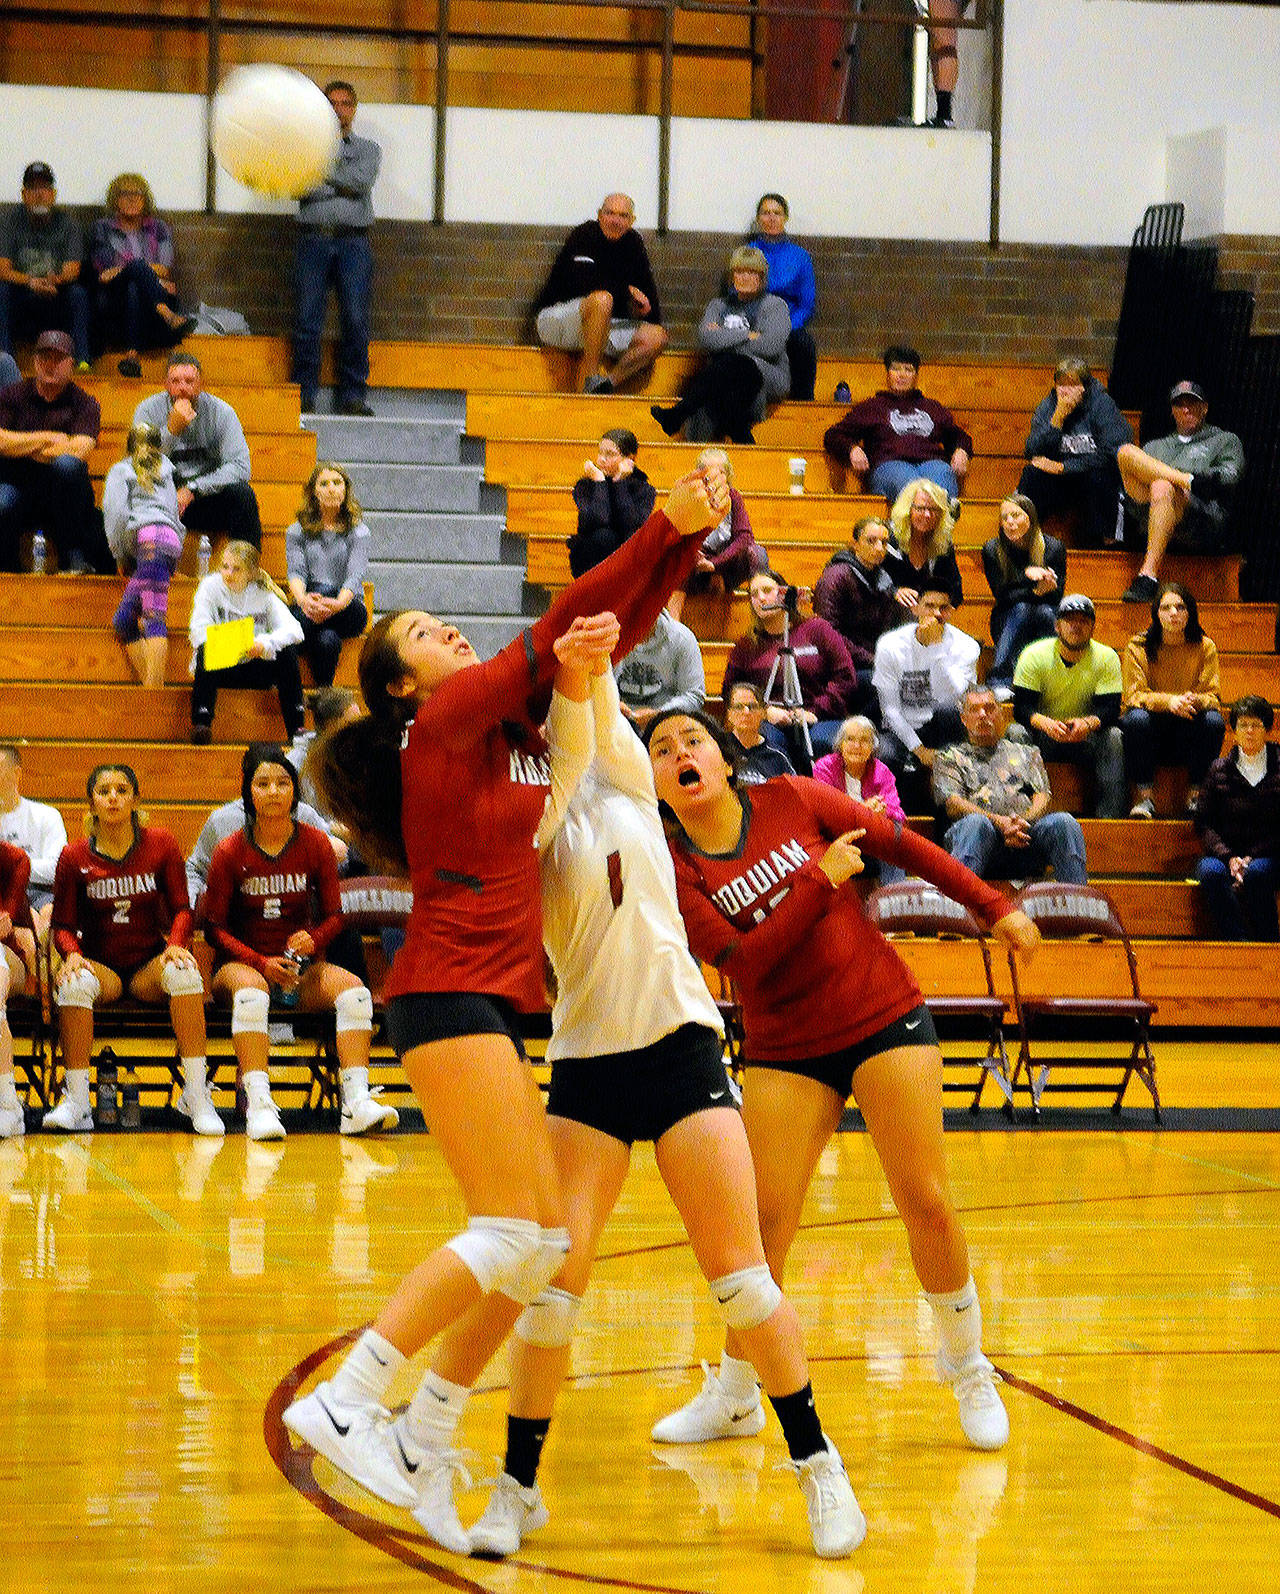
[{"left": 0, "top": 3, "right": 1277, "bottom": 247}]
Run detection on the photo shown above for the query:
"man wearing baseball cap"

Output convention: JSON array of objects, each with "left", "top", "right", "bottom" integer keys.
[
  {"left": 1012, "top": 592, "right": 1125, "bottom": 817},
  {"left": 1116, "top": 380, "right": 1245, "bottom": 603},
  {"left": 0, "top": 328, "right": 105, "bottom": 573},
  {"left": 0, "top": 163, "right": 91, "bottom": 368}
]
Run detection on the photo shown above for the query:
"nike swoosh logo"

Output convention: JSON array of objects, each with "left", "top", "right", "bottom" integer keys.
[
  {"left": 715, "top": 1287, "right": 742, "bottom": 1304},
  {"left": 710, "top": 1089, "right": 728, "bottom": 1101},
  {"left": 905, "top": 1018, "right": 922, "bottom": 1030},
  {"left": 428, "top": 1387, "right": 450, "bottom": 1402},
  {"left": 370, "top": 1347, "right": 389, "bottom": 1366},
  {"left": 729, "top": 1410, "right": 754, "bottom": 1423},
  {"left": 394, "top": 1430, "right": 419, "bottom": 1474},
  {"left": 954, "top": 1301, "right": 974, "bottom": 1312},
  {"left": 317, "top": 1394, "right": 350, "bottom": 1437}
]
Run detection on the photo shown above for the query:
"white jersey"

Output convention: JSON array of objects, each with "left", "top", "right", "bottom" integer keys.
[
  {"left": 0, "top": 795, "right": 68, "bottom": 891},
  {"left": 540, "top": 671, "right": 723, "bottom": 1061}
]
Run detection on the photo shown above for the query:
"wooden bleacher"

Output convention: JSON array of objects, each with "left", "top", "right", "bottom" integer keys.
[{"left": 6, "top": 336, "right": 1277, "bottom": 1035}]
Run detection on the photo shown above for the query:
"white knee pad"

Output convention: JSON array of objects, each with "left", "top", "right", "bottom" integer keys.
[
  {"left": 334, "top": 985, "right": 373, "bottom": 1034},
  {"left": 710, "top": 1264, "right": 783, "bottom": 1332},
  {"left": 160, "top": 959, "right": 205, "bottom": 999},
  {"left": 231, "top": 986, "right": 270, "bottom": 1035},
  {"left": 446, "top": 1215, "right": 542, "bottom": 1294},
  {"left": 515, "top": 1286, "right": 581, "bottom": 1348},
  {"left": 56, "top": 965, "right": 101, "bottom": 1010},
  {"left": 502, "top": 1225, "right": 571, "bottom": 1306}
]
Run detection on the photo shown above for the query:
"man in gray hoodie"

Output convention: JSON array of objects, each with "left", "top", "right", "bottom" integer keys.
[
  {"left": 614, "top": 608, "right": 705, "bottom": 731},
  {"left": 133, "top": 351, "right": 262, "bottom": 549}
]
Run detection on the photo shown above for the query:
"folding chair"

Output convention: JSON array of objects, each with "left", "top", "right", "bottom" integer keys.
[
  {"left": 1008, "top": 882, "right": 1159, "bottom": 1121},
  {"left": 866, "top": 879, "right": 1014, "bottom": 1113},
  {"left": 699, "top": 961, "right": 746, "bottom": 1085},
  {"left": 337, "top": 876, "right": 413, "bottom": 1101},
  {"left": 8, "top": 940, "right": 49, "bottom": 1110}
]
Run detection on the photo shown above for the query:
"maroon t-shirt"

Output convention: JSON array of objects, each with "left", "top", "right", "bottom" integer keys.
[
  {"left": 53, "top": 828, "right": 192, "bottom": 970},
  {"left": 202, "top": 823, "right": 342, "bottom": 974},
  {"left": 0, "top": 377, "right": 101, "bottom": 441}
]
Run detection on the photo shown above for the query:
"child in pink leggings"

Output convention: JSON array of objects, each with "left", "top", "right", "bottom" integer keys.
[{"left": 103, "top": 422, "right": 185, "bottom": 688}]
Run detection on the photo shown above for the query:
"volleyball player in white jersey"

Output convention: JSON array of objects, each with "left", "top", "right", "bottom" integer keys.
[{"left": 412, "top": 650, "right": 864, "bottom": 1562}]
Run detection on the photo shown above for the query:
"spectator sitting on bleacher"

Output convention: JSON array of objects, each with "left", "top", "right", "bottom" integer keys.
[
  {"left": 201, "top": 743, "right": 395, "bottom": 1142},
  {"left": 650, "top": 246, "right": 790, "bottom": 445},
  {"left": 614, "top": 606, "right": 705, "bottom": 731},
  {"left": 667, "top": 447, "right": 762, "bottom": 621},
  {"left": 813, "top": 515, "right": 901, "bottom": 718},
  {"left": 42, "top": 761, "right": 220, "bottom": 1137},
  {"left": 722, "top": 568, "right": 858, "bottom": 765},
  {"left": 1121, "top": 581, "right": 1224, "bottom": 818},
  {"left": 0, "top": 328, "right": 107, "bottom": 573},
  {"left": 933, "top": 685, "right": 1088, "bottom": 884},
  {"left": 749, "top": 193, "right": 818, "bottom": 401},
  {"left": 288, "top": 685, "right": 361, "bottom": 800},
  {"left": 0, "top": 353, "right": 17, "bottom": 389},
  {"left": 567, "top": 428, "right": 656, "bottom": 578},
  {"left": 1117, "top": 380, "right": 1245, "bottom": 605},
  {"left": 982, "top": 491, "right": 1066, "bottom": 691},
  {"left": 285, "top": 462, "right": 370, "bottom": 687},
  {"left": 1193, "top": 695, "right": 1280, "bottom": 942},
  {"left": 1018, "top": 356, "right": 1132, "bottom": 547},
  {"left": 1012, "top": 593, "right": 1125, "bottom": 818},
  {"left": 533, "top": 193, "right": 667, "bottom": 394},
  {"left": 885, "top": 477, "right": 964, "bottom": 612},
  {"left": 812, "top": 715, "right": 906, "bottom": 883},
  {"left": 188, "top": 539, "right": 305, "bottom": 747},
  {"left": 822, "top": 345, "right": 971, "bottom": 506},
  {"left": 723, "top": 680, "right": 795, "bottom": 784},
  {"left": 90, "top": 173, "right": 195, "bottom": 379},
  {"left": 0, "top": 837, "right": 37, "bottom": 1139},
  {"left": 0, "top": 162, "right": 90, "bottom": 369},
  {"left": 133, "top": 351, "right": 263, "bottom": 551},
  {"left": 103, "top": 421, "right": 185, "bottom": 688},
  {"left": 0, "top": 743, "right": 68, "bottom": 940},
  {"left": 871, "top": 585, "right": 979, "bottom": 777}
]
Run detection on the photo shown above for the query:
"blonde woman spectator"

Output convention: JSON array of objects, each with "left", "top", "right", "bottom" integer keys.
[
  {"left": 885, "top": 477, "right": 963, "bottom": 612},
  {"left": 90, "top": 173, "right": 194, "bottom": 377}
]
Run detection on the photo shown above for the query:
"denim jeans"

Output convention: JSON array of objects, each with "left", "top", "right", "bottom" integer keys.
[
  {"left": 1031, "top": 726, "right": 1126, "bottom": 818},
  {"left": 292, "top": 230, "right": 373, "bottom": 403},
  {"left": 989, "top": 600, "right": 1057, "bottom": 686},
  {"left": 1196, "top": 855, "right": 1279, "bottom": 940},
  {"left": 944, "top": 810, "right": 1088, "bottom": 883},
  {"left": 0, "top": 454, "right": 106, "bottom": 571},
  {"left": 0, "top": 279, "right": 91, "bottom": 363},
  {"left": 1120, "top": 707, "right": 1225, "bottom": 786},
  {"left": 96, "top": 258, "right": 179, "bottom": 352},
  {"left": 868, "top": 457, "right": 960, "bottom": 507}
]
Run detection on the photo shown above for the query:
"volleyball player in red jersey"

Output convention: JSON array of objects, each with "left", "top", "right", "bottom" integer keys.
[
  {"left": 0, "top": 840, "right": 37, "bottom": 1139},
  {"left": 42, "top": 764, "right": 217, "bottom": 1136},
  {"left": 283, "top": 467, "right": 730, "bottom": 1542},
  {"left": 643, "top": 710, "right": 1039, "bottom": 1453},
  {"left": 202, "top": 743, "right": 394, "bottom": 1142}
]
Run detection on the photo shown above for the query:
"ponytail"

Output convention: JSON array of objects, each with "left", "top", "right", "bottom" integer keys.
[{"left": 127, "top": 422, "right": 164, "bottom": 496}]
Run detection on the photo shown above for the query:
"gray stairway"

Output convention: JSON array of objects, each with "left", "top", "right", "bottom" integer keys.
[{"left": 303, "top": 389, "right": 539, "bottom": 659}]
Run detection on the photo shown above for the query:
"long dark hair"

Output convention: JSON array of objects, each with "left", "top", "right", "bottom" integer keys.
[
  {"left": 641, "top": 707, "right": 742, "bottom": 834},
  {"left": 240, "top": 742, "right": 300, "bottom": 825},
  {"left": 297, "top": 461, "right": 361, "bottom": 536},
  {"left": 1143, "top": 581, "right": 1203, "bottom": 661},
  {"left": 305, "top": 612, "right": 411, "bottom": 873}
]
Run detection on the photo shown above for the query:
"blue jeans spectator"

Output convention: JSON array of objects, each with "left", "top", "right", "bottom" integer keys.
[
  {"left": 96, "top": 259, "right": 181, "bottom": 354},
  {"left": 0, "top": 279, "right": 91, "bottom": 365},
  {"left": 292, "top": 229, "right": 374, "bottom": 409},
  {"left": 989, "top": 600, "right": 1057, "bottom": 686},
  {"left": 0, "top": 453, "right": 108, "bottom": 572},
  {"left": 1031, "top": 726, "right": 1126, "bottom": 818},
  {"left": 1120, "top": 707, "right": 1225, "bottom": 787},
  {"left": 1196, "top": 856, "right": 1279, "bottom": 941},
  {"left": 868, "top": 457, "right": 960, "bottom": 506},
  {"left": 290, "top": 592, "right": 368, "bottom": 688},
  {"left": 944, "top": 810, "right": 1088, "bottom": 883}
]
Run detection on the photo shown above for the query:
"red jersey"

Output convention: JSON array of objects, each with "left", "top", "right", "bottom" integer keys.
[
  {"left": 385, "top": 505, "right": 707, "bottom": 1011},
  {"left": 203, "top": 823, "right": 341, "bottom": 974},
  {"left": 668, "top": 777, "right": 1009, "bottom": 1062},
  {"left": 0, "top": 840, "right": 31, "bottom": 952},
  {"left": 53, "top": 828, "right": 192, "bottom": 970}
]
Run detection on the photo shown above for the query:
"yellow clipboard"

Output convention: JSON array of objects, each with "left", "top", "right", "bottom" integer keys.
[{"left": 203, "top": 616, "right": 255, "bottom": 671}]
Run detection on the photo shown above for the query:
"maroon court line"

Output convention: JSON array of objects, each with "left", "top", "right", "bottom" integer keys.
[
  {"left": 993, "top": 1364, "right": 1280, "bottom": 1520},
  {"left": 266, "top": 1336, "right": 713, "bottom": 1594}
]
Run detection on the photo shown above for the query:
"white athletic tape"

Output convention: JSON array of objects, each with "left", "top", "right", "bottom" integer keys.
[
  {"left": 710, "top": 1264, "right": 783, "bottom": 1331},
  {"left": 334, "top": 984, "right": 373, "bottom": 1033},
  {"left": 160, "top": 958, "right": 205, "bottom": 998},
  {"left": 56, "top": 965, "right": 101, "bottom": 1010},
  {"left": 231, "top": 986, "right": 270, "bottom": 1034},
  {"left": 446, "top": 1215, "right": 542, "bottom": 1294},
  {"left": 515, "top": 1286, "right": 581, "bottom": 1348}
]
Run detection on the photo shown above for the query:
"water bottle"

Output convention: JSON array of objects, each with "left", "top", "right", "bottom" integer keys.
[
  {"left": 31, "top": 530, "right": 46, "bottom": 574},
  {"left": 197, "top": 534, "right": 212, "bottom": 580},
  {"left": 277, "top": 948, "right": 310, "bottom": 1009},
  {"left": 96, "top": 1053, "right": 119, "bottom": 1128},
  {"left": 119, "top": 1068, "right": 141, "bottom": 1129}
]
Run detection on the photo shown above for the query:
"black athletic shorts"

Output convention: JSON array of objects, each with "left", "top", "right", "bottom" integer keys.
[
  {"left": 385, "top": 992, "right": 527, "bottom": 1059},
  {"left": 547, "top": 1022, "right": 735, "bottom": 1146},
  {"left": 746, "top": 1002, "right": 938, "bottom": 1100}
]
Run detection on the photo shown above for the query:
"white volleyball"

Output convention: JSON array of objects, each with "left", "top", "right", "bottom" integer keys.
[{"left": 211, "top": 65, "right": 341, "bottom": 199}]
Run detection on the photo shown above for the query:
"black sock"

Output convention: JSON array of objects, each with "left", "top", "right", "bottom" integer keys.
[
  {"left": 936, "top": 90, "right": 953, "bottom": 121},
  {"left": 768, "top": 1383, "right": 825, "bottom": 1462},
  {"left": 504, "top": 1414, "right": 550, "bottom": 1488}
]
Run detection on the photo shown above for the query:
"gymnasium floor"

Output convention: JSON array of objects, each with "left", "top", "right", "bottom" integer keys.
[{"left": 4, "top": 1042, "right": 1278, "bottom": 1593}]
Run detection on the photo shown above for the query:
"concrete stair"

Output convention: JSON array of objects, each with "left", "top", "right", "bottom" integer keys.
[{"left": 304, "top": 388, "right": 533, "bottom": 657}]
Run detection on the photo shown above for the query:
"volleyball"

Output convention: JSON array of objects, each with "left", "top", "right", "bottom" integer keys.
[{"left": 211, "top": 65, "right": 342, "bottom": 199}]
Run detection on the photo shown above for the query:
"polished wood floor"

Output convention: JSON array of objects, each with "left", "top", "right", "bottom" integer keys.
[{"left": 5, "top": 1047, "right": 1280, "bottom": 1593}]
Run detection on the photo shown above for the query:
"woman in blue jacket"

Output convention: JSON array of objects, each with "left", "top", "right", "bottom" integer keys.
[{"left": 749, "top": 193, "right": 817, "bottom": 401}]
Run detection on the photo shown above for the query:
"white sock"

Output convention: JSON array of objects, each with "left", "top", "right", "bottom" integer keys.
[
  {"left": 330, "top": 1328, "right": 404, "bottom": 1408},
  {"left": 242, "top": 1070, "right": 274, "bottom": 1109},
  {"left": 182, "top": 1057, "right": 208, "bottom": 1091},
  {"left": 0, "top": 1074, "right": 19, "bottom": 1111},
  {"left": 926, "top": 1277, "right": 983, "bottom": 1371},
  {"left": 340, "top": 1067, "right": 368, "bottom": 1101},
  {"left": 404, "top": 1368, "right": 470, "bottom": 1452},
  {"left": 63, "top": 1068, "right": 91, "bottom": 1106},
  {"left": 719, "top": 1349, "right": 760, "bottom": 1402}
]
